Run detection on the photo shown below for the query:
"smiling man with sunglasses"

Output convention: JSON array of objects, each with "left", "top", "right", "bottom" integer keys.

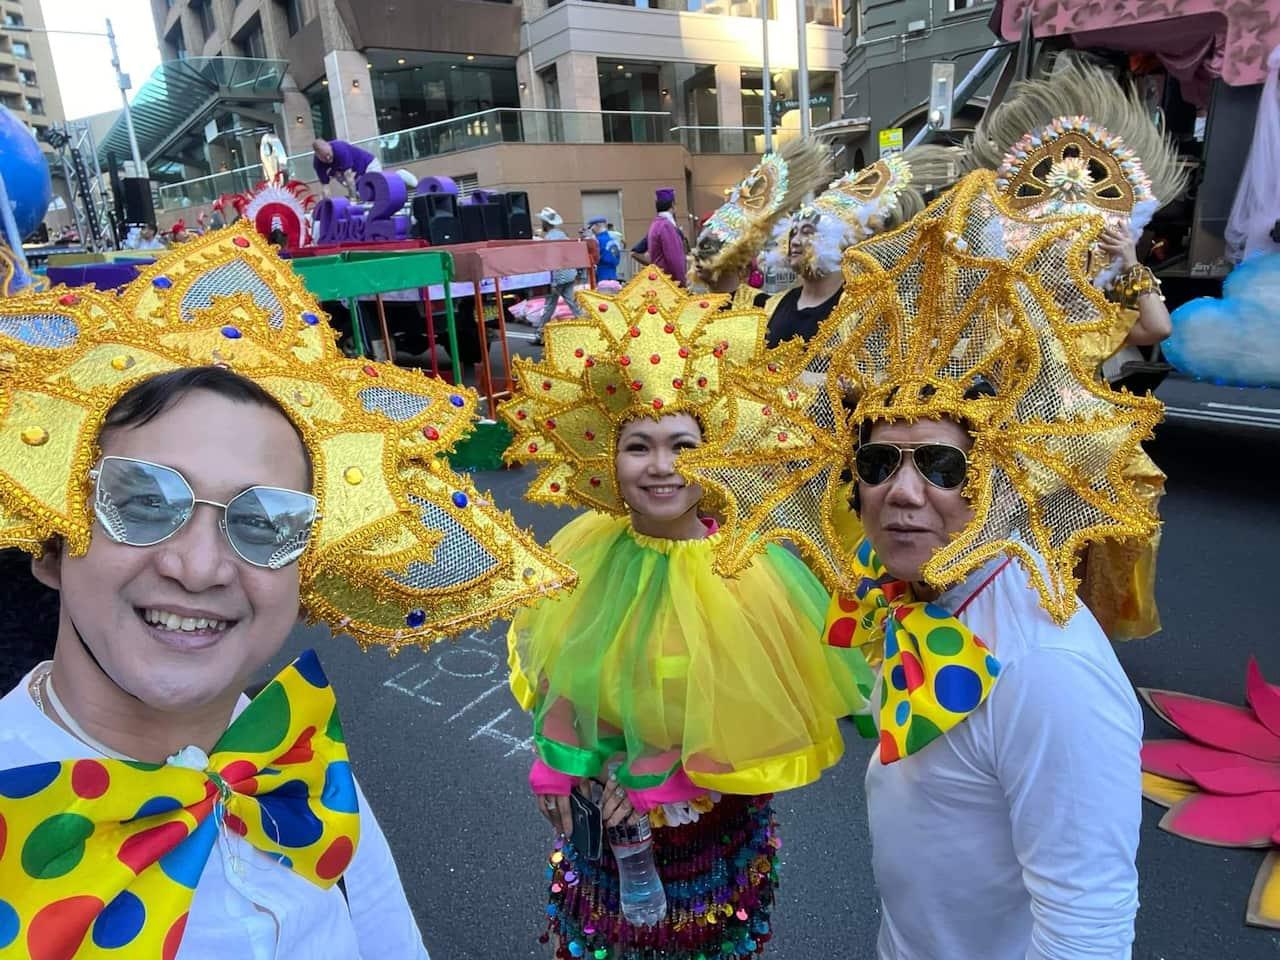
[
  {"left": 0, "top": 228, "right": 571, "bottom": 958},
  {"left": 685, "top": 174, "right": 1166, "bottom": 959}
]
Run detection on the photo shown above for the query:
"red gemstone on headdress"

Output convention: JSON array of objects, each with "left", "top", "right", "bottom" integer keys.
[
  {"left": 545, "top": 419, "right": 556, "bottom": 429},
  {"left": 528, "top": 443, "right": 539, "bottom": 453},
  {"left": 778, "top": 432, "right": 788, "bottom": 442},
  {"left": 584, "top": 357, "right": 595, "bottom": 367},
  {"left": 550, "top": 482, "right": 561, "bottom": 492},
  {"left": 646, "top": 305, "right": 657, "bottom": 315},
  {"left": 619, "top": 356, "right": 631, "bottom": 366},
  {"left": 648, "top": 272, "right": 657, "bottom": 281},
  {"left": 605, "top": 384, "right": 617, "bottom": 394},
  {"left": 652, "top": 398, "right": 664, "bottom": 410},
  {"left": 590, "top": 476, "right": 602, "bottom": 487},
  {"left": 678, "top": 347, "right": 689, "bottom": 358},
  {"left": 584, "top": 431, "right": 595, "bottom": 441},
  {"left": 574, "top": 348, "right": 584, "bottom": 358},
  {"left": 713, "top": 347, "right": 724, "bottom": 358},
  {"left": 787, "top": 391, "right": 798, "bottom": 401},
  {"left": 629, "top": 326, "right": 641, "bottom": 337},
  {"left": 362, "top": 364, "right": 379, "bottom": 377},
  {"left": 663, "top": 323, "right": 675, "bottom": 334},
  {"left": 630, "top": 380, "right": 642, "bottom": 391},
  {"left": 58, "top": 293, "right": 79, "bottom": 306},
  {"left": 672, "top": 378, "right": 684, "bottom": 388},
  {"left": 649, "top": 354, "right": 660, "bottom": 364},
  {"left": 762, "top": 406, "right": 772, "bottom": 416},
  {"left": 423, "top": 426, "right": 439, "bottom": 440},
  {"left": 699, "top": 301, "right": 709, "bottom": 309},
  {"left": 767, "top": 363, "right": 778, "bottom": 373},
  {"left": 516, "top": 410, "right": 527, "bottom": 420},
  {"left": 541, "top": 380, "right": 552, "bottom": 391},
  {"left": 233, "top": 236, "right": 250, "bottom": 248},
  {"left": 598, "top": 303, "right": 609, "bottom": 312},
  {"left": 697, "top": 377, "right": 708, "bottom": 387}
]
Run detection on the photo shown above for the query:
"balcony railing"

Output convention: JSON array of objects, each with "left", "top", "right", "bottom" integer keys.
[{"left": 156, "top": 109, "right": 769, "bottom": 210}]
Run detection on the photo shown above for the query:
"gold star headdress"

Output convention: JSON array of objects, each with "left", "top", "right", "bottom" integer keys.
[
  {"left": 0, "top": 225, "right": 573, "bottom": 650},
  {"left": 498, "top": 269, "right": 784, "bottom": 514},
  {"left": 681, "top": 171, "right": 1164, "bottom": 622}
]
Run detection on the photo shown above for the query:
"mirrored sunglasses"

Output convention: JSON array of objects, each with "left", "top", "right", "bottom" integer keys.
[
  {"left": 90, "top": 456, "right": 318, "bottom": 569},
  {"left": 854, "top": 442, "right": 969, "bottom": 491}
]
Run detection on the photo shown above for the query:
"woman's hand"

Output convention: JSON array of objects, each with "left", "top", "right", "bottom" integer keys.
[
  {"left": 597, "top": 776, "right": 640, "bottom": 829},
  {"left": 535, "top": 792, "right": 573, "bottom": 836},
  {"left": 1096, "top": 227, "right": 1139, "bottom": 270}
]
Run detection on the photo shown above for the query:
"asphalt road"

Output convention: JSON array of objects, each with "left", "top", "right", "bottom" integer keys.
[{"left": 265, "top": 375, "right": 1280, "bottom": 960}]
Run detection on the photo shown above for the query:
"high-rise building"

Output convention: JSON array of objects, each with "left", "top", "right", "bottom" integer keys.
[
  {"left": 135, "top": 0, "right": 843, "bottom": 240},
  {"left": 0, "top": 0, "right": 66, "bottom": 153}
]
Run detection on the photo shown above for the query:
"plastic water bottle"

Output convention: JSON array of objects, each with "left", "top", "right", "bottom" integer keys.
[{"left": 608, "top": 815, "right": 667, "bottom": 926}]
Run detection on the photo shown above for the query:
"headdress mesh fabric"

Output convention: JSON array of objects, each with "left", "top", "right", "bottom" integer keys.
[{"left": 681, "top": 171, "right": 1164, "bottom": 622}]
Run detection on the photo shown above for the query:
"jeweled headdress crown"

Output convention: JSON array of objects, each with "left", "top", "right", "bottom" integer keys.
[{"left": 0, "top": 226, "right": 572, "bottom": 650}]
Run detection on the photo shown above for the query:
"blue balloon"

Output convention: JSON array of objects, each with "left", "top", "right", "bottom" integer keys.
[{"left": 0, "top": 105, "right": 52, "bottom": 239}]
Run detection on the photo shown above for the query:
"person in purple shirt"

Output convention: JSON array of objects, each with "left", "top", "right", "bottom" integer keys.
[
  {"left": 645, "top": 186, "right": 688, "bottom": 286},
  {"left": 312, "top": 138, "right": 377, "bottom": 197}
]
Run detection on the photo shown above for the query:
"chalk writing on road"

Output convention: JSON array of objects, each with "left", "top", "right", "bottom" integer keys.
[{"left": 382, "top": 623, "right": 536, "bottom": 759}]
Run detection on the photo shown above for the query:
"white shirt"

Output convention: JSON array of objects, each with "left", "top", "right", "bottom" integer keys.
[
  {"left": 0, "top": 668, "right": 430, "bottom": 960},
  {"left": 867, "top": 554, "right": 1142, "bottom": 960}
]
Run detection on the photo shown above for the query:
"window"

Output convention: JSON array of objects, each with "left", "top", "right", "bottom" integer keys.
[
  {"left": 166, "top": 23, "right": 186, "bottom": 60},
  {"left": 235, "top": 15, "right": 267, "bottom": 59},
  {"left": 305, "top": 80, "right": 334, "bottom": 141},
  {"left": 192, "top": 0, "right": 216, "bottom": 42},
  {"left": 3, "top": 12, "right": 23, "bottom": 26},
  {"left": 19, "top": 69, "right": 36, "bottom": 86},
  {"left": 947, "top": 0, "right": 990, "bottom": 9},
  {"left": 12, "top": 41, "right": 30, "bottom": 59},
  {"left": 742, "top": 68, "right": 836, "bottom": 128},
  {"left": 804, "top": 0, "right": 839, "bottom": 26},
  {"left": 276, "top": 0, "right": 304, "bottom": 36},
  {"left": 25, "top": 96, "right": 42, "bottom": 115},
  {"left": 369, "top": 51, "right": 519, "bottom": 133}
]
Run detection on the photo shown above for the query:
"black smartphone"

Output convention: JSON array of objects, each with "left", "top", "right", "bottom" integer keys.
[{"left": 570, "top": 785, "right": 603, "bottom": 861}]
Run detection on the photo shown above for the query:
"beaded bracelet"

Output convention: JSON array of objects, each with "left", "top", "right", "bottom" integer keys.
[{"left": 1112, "top": 263, "right": 1164, "bottom": 308}]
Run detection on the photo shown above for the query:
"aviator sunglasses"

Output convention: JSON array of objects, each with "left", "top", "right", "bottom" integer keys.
[
  {"left": 90, "top": 456, "right": 318, "bottom": 570},
  {"left": 854, "top": 442, "right": 970, "bottom": 491}
]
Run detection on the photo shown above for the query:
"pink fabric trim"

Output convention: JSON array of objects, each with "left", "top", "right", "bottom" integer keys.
[
  {"left": 626, "top": 768, "right": 703, "bottom": 813},
  {"left": 700, "top": 516, "right": 719, "bottom": 537},
  {"left": 529, "top": 758, "right": 578, "bottom": 796}
]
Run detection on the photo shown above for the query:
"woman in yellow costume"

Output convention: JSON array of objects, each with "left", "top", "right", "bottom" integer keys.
[
  {"left": 498, "top": 270, "right": 870, "bottom": 960},
  {"left": 958, "top": 53, "right": 1188, "bottom": 640}
]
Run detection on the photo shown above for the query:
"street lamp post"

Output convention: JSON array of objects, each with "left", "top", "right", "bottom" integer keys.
[{"left": 9, "top": 19, "right": 146, "bottom": 174}]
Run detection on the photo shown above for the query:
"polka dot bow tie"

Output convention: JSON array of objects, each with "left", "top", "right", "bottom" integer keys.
[
  {"left": 0, "top": 650, "right": 360, "bottom": 959},
  {"left": 822, "top": 538, "right": 1001, "bottom": 764}
]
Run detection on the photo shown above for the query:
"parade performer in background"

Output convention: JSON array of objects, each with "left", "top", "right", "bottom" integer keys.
[
  {"left": 682, "top": 171, "right": 1164, "bottom": 959},
  {"left": 313, "top": 137, "right": 376, "bottom": 198},
  {"left": 533, "top": 206, "right": 584, "bottom": 345},
  {"left": 692, "top": 139, "right": 832, "bottom": 309},
  {"left": 645, "top": 187, "right": 688, "bottom": 285},
  {"left": 499, "top": 270, "right": 871, "bottom": 960},
  {"left": 589, "top": 217, "right": 621, "bottom": 283},
  {"left": 958, "top": 52, "right": 1188, "bottom": 640},
  {"left": 0, "top": 225, "right": 573, "bottom": 958},
  {"left": 761, "top": 146, "right": 957, "bottom": 348}
]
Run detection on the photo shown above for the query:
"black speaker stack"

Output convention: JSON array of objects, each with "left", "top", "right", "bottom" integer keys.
[{"left": 411, "top": 190, "right": 532, "bottom": 245}]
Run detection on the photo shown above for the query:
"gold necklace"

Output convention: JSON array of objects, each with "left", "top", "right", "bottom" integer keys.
[{"left": 28, "top": 664, "right": 51, "bottom": 715}]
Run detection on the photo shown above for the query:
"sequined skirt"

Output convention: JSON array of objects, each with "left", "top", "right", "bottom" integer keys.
[{"left": 541, "top": 794, "right": 779, "bottom": 960}]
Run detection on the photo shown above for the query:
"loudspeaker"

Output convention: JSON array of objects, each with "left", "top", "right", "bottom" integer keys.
[
  {"left": 460, "top": 201, "right": 503, "bottom": 243},
  {"left": 501, "top": 191, "right": 532, "bottom": 240},
  {"left": 413, "top": 193, "right": 461, "bottom": 245},
  {"left": 121, "top": 177, "right": 155, "bottom": 227}
]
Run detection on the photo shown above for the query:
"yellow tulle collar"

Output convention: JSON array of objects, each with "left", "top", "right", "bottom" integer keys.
[{"left": 625, "top": 515, "right": 722, "bottom": 555}]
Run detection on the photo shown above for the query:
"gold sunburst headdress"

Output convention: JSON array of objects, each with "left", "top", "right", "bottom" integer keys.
[
  {"left": 694, "top": 139, "right": 832, "bottom": 282},
  {"left": 963, "top": 54, "right": 1187, "bottom": 279},
  {"left": 0, "top": 225, "right": 573, "bottom": 650},
  {"left": 681, "top": 171, "right": 1164, "bottom": 622},
  {"left": 768, "top": 145, "right": 960, "bottom": 277},
  {"left": 498, "top": 269, "right": 784, "bottom": 514}
]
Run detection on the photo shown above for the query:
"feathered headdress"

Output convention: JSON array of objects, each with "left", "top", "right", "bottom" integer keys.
[
  {"left": 0, "top": 225, "right": 573, "bottom": 650},
  {"left": 694, "top": 139, "right": 832, "bottom": 282},
  {"left": 962, "top": 53, "right": 1187, "bottom": 284},
  {"left": 498, "top": 269, "right": 781, "bottom": 516},
  {"left": 681, "top": 171, "right": 1164, "bottom": 623}
]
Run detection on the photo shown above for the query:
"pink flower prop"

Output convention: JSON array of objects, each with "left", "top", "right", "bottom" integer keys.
[{"left": 1141, "top": 658, "right": 1280, "bottom": 928}]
